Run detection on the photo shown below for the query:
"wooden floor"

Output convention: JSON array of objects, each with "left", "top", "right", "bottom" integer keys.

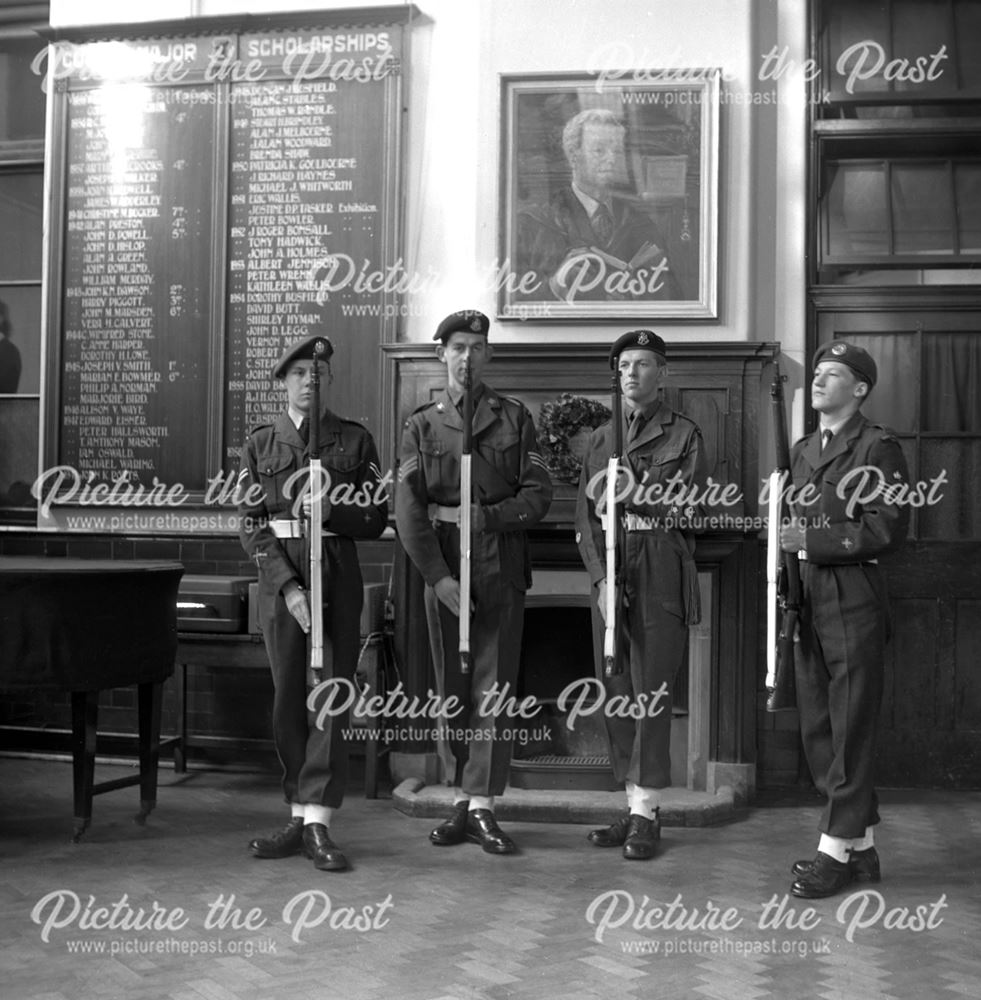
[{"left": 2, "top": 756, "right": 980, "bottom": 1000}]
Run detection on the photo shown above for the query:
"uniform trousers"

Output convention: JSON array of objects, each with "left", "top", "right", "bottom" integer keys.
[
  {"left": 600, "top": 532, "right": 689, "bottom": 790},
  {"left": 796, "top": 562, "right": 888, "bottom": 838},
  {"left": 423, "top": 526, "right": 525, "bottom": 797},
  {"left": 257, "top": 536, "right": 363, "bottom": 808}
]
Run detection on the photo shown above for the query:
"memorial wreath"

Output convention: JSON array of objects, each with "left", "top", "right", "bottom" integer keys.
[{"left": 537, "top": 392, "right": 612, "bottom": 484}]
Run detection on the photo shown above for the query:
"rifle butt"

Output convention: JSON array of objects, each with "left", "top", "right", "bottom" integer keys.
[{"left": 766, "top": 636, "right": 797, "bottom": 712}]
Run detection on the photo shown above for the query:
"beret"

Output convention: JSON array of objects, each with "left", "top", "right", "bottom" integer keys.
[
  {"left": 812, "top": 340, "right": 877, "bottom": 388},
  {"left": 272, "top": 334, "right": 333, "bottom": 379},
  {"left": 608, "top": 329, "right": 667, "bottom": 369},
  {"left": 433, "top": 309, "right": 490, "bottom": 343}
]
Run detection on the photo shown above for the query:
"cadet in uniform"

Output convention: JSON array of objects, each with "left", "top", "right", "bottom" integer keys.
[
  {"left": 575, "top": 330, "right": 705, "bottom": 860},
  {"left": 239, "top": 333, "right": 387, "bottom": 872},
  {"left": 781, "top": 341, "right": 909, "bottom": 898},
  {"left": 395, "top": 309, "right": 552, "bottom": 854}
]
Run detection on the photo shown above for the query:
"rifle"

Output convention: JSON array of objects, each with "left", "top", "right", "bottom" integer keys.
[
  {"left": 458, "top": 359, "right": 473, "bottom": 675},
  {"left": 307, "top": 337, "right": 330, "bottom": 688},
  {"left": 603, "top": 361, "right": 625, "bottom": 677},
  {"left": 765, "top": 362, "right": 799, "bottom": 711}
]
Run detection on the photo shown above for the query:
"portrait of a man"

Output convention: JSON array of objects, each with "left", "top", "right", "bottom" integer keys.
[
  {"left": 517, "top": 108, "right": 682, "bottom": 304},
  {"left": 501, "top": 75, "right": 719, "bottom": 320}
]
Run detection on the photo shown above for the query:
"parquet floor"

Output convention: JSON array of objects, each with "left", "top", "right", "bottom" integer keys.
[{"left": 1, "top": 757, "right": 979, "bottom": 1000}]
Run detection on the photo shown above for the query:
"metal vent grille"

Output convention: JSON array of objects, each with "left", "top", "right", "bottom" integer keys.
[{"left": 512, "top": 754, "right": 611, "bottom": 768}]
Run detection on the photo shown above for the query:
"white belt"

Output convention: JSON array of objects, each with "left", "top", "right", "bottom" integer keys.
[
  {"left": 268, "top": 519, "right": 338, "bottom": 539},
  {"left": 600, "top": 512, "right": 664, "bottom": 532},
  {"left": 429, "top": 504, "right": 459, "bottom": 524},
  {"left": 624, "top": 512, "right": 661, "bottom": 532},
  {"left": 797, "top": 550, "right": 876, "bottom": 565}
]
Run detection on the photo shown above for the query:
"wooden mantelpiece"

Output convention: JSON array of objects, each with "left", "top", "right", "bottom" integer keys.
[{"left": 383, "top": 341, "right": 779, "bottom": 799}]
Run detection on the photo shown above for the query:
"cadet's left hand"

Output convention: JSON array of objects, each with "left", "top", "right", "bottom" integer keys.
[
  {"left": 596, "top": 580, "right": 628, "bottom": 624},
  {"left": 779, "top": 519, "right": 806, "bottom": 552},
  {"left": 596, "top": 580, "right": 609, "bottom": 625},
  {"left": 283, "top": 582, "right": 311, "bottom": 634},
  {"left": 301, "top": 493, "right": 332, "bottom": 521},
  {"left": 433, "top": 575, "right": 475, "bottom": 617}
]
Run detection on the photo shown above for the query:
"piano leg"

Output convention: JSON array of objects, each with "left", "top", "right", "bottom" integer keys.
[
  {"left": 70, "top": 691, "right": 98, "bottom": 842},
  {"left": 173, "top": 661, "right": 187, "bottom": 773},
  {"left": 136, "top": 681, "right": 163, "bottom": 825}
]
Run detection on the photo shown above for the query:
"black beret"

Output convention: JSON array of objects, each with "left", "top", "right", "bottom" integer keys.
[
  {"left": 608, "top": 329, "right": 667, "bottom": 369},
  {"left": 433, "top": 309, "right": 490, "bottom": 343},
  {"left": 812, "top": 340, "right": 877, "bottom": 388},
  {"left": 272, "top": 334, "right": 333, "bottom": 379}
]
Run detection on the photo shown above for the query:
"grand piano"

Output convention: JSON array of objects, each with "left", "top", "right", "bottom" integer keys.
[{"left": 0, "top": 557, "right": 184, "bottom": 840}]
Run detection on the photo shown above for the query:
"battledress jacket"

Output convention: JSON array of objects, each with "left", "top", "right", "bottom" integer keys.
[
  {"left": 238, "top": 409, "right": 388, "bottom": 589},
  {"left": 395, "top": 385, "right": 552, "bottom": 591}
]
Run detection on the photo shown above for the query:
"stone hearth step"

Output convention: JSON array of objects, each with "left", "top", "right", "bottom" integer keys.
[{"left": 392, "top": 778, "right": 738, "bottom": 827}]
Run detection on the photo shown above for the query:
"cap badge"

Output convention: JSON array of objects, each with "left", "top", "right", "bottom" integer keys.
[
  {"left": 637, "top": 332, "right": 650, "bottom": 345},
  {"left": 831, "top": 343, "right": 846, "bottom": 356},
  {"left": 470, "top": 317, "right": 482, "bottom": 332}
]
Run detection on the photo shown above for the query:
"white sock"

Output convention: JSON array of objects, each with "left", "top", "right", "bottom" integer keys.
[
  {"left": 290, "top": 803, "right": 305, "bottom": 820},
  {"left": 851, "top": 827, "right": 875, "bottom": 852},
  {"left": 625, "top": 781, "right": 660, "bottom": 820},
  {"left": 452, "top": 788, "right": 468, "bottom": 805},
  {"left": 468, "top": 794, "right": 494, "bottom": 813},
  {"left": 818, "top": 833, "right": 851, "bottom": 863},
  {"left": 304, "top": 804, "right": 334, "bottom": 828}
]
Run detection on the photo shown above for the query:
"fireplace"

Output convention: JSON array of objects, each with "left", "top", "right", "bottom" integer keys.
[
  {"left": 511, "top": 571, "right": 616, "bottom": 790},
  {"left": 506, "top": 561, "right": 710, "bottom": 792}
]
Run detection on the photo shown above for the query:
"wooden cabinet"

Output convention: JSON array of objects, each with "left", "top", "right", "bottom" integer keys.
[{"left": 807, "top": 1, "right": 981, "bottom": 785}]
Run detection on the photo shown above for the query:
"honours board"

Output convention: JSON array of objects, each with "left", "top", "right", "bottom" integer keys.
[
  {"left": 44, "top": 12, "right": 406, "bottom": 517},
  {"left": 222, "top": 70, "right": 393, "bottom": 473},
  {"left": 61, "top": 84, "right": 216, "bottom": 486}
]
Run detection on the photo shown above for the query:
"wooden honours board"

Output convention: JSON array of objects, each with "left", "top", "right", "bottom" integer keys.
[
  {"left": 43, "top": 11, "right": 407, "bottom": 524},
  {"left": 223, "top": 70, "right": 393, "bottom": 473},
  {"left": 60, "top": 82, "right": 216, "bottom": 488}
]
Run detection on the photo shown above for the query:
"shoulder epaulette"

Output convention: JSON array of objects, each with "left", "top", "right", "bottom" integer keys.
[
  {"left": 410, "top": 399, "right": 438, "bottom": 416},
  {"left": 249, "top": 422, "right": 273, "bottom": 437},
  {"left": 668, "top": 408, "right": 700, "bottom": 433},
  {"left": 339, "top": 416, "right": 370, "bottom": 432},
  {"left": 869, "top": 422, "right": 900, "bottom": 442},
  {"left": 500, "top": 395, "right": 535, "bottom": 421}
]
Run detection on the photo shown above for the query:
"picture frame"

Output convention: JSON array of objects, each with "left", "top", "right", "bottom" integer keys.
[{"left": 498, "top": 70, "right": 721, "bottom": 322}]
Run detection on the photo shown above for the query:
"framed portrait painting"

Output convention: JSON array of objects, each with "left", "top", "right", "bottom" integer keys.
[{"left": 499, "top": 70, "right": 720, "bottom": 321}]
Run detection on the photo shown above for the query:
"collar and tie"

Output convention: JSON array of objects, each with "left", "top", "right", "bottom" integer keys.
[
  {"left": 591, "top": 202, "right": 615, "bottom": 244},
  {"left": 627, "top": 410, "right": 647, "bottom": 444},
  {"left": 298, "top": 417, "right": 310, "bottom": 445},
  {"left": 821, "top": 429, "right": 833, "bottom": 452}
]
